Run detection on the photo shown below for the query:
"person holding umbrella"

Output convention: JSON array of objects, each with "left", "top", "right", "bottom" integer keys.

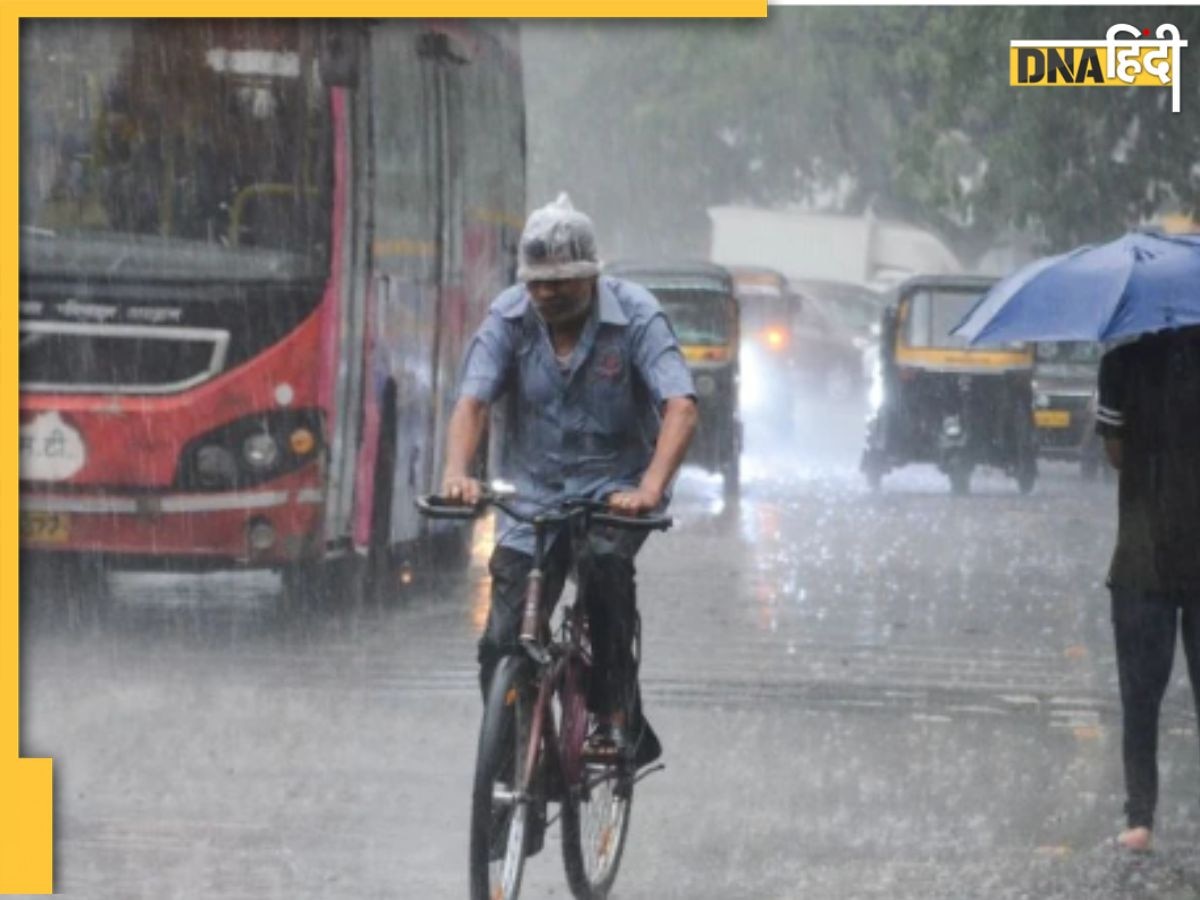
[
  {"left": 1095, "top": 323, "right": 1200, "bottom": 851},
  {"left": 954, "top": 230, "right": 1200, "bottom": 852}
]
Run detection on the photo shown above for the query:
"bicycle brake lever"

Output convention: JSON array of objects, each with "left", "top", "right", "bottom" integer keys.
[
  {"left": 633, "top": 763, "right": 666, "bottom": 785},
  {"left": 520, "top": 636, "right": 551, "bottom": 666}
]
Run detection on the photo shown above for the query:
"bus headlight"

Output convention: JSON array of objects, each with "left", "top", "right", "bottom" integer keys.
[
  {"left": 176, "top": 408, "right": 324, "bottom": 491},
  {"left": 195, "top": 445, "right": 239, "bottom": 489},
  {"left": 243, "top": 433, "right": 280, "bottom": 470}
]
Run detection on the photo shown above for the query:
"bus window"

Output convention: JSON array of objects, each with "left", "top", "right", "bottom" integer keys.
[{"left": 21, "top": 20, "right": 332, "bottom": 278}]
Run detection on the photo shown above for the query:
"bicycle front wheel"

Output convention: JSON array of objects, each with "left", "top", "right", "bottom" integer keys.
[
  {"left": 470, "top": 655, "right": 534, "bottom": 900},
  {"left": 559, "top": 661, "right": 634, "bottom": 900}
]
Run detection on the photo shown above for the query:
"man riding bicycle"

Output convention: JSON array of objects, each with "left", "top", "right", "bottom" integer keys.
[{"left": 441, "top": 193, "right": 698, "bottom": 766}]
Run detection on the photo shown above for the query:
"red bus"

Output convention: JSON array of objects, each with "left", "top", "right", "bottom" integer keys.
[{"left": 19, "top": 20, "right": 525, "bottom": 599}]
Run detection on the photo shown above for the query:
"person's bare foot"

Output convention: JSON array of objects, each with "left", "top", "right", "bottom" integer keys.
[{"left": 1118, "top": 826, "right": 1152, "bottom": 852}]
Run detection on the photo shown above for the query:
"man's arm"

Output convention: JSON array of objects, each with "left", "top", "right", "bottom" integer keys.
[
  {"left": 608, "top": 396, "right": 699, "bottom": 515},
  {"left": 441, "top": 396, "right": 490, "bottom": 504}
]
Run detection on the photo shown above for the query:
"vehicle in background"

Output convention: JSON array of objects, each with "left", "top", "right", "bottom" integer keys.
[
  {"left": 861, "top": 275, "right": 1038, "bottom": 495},
  {"left": 708, "top": 206, "right": 963, "bottom": 290},
  {"left": 1032, "top": 341, "right": 1106, "bottom": 478},
  {"left": 19, "top": 20, "right": 526, "bottom": 603},
  {"left": 604, "top": 261, "right": 742, "bottom": 499},
  {"left": 729, "top": 266, "right": 865, "bottom": 436},
  {"left": 791, "top": 277, "right": 884, "bottom": 392}
]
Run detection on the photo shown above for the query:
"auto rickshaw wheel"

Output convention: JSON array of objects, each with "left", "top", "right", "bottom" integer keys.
[
  {"left": 1017, "top": 465, "right": 1037, "bottom": 495},
  {"left": 861, "top": 448, "right": 885, "bottom": 492},
  {"left": 948, "top": 460, "right": 972, "bottom": 496},
  {"left": 863, "top": 462, "right": 883, "bottom": 492},
  {"left": 721, "top": 454, "right": 740, "bottom": 500}
]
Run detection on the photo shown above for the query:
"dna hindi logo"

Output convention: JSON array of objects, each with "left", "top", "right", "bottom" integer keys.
[{"left": 1009, "top": 24, "right": 1188, "bottom": 113}]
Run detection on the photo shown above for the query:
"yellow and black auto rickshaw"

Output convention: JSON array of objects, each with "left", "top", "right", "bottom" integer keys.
[
  {"left": 605, "top": 261, "right": 742, "bottom": 498},
  {"left": 861, "top": 275, "right": 1038, "bottom": 495},
  {"left": 1032, "top": 340, "right": 1106, "bottom": 478}
]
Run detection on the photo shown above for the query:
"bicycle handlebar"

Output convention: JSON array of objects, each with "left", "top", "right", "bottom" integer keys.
[{"left": 415, "top": 492, "right": 673, "bottom": 533}]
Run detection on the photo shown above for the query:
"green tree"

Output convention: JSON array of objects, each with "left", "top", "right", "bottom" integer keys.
[{"left": 523, "top": 8, "right": 1200, "bottom": 265}]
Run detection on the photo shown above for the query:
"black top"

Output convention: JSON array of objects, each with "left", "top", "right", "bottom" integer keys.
[{"left": 1096, "top": 326, "right": 1200, "bottom": 592}]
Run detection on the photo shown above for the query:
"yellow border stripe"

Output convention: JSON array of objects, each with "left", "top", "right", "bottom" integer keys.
[
  {"left": 11, "top": 2, "right": 764, "bottom": 15},
  {"left": 4, "top": 6, "right": 54, "bottom": 895}
]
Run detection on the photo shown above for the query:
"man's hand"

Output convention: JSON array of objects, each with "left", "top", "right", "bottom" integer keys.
[
  {"left": 440, "top": 397, "right": 489, "bottom": 506},
  {"left": 607, "top": 485, "right": 662, "bottom": 516},
  {"left": 442, "top": 474, "right": 484, "bottom": 506}
]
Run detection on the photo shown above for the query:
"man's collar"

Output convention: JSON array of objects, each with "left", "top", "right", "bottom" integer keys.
[
  {"left": 500, "top": 279, "right": 629, "bottom": 326},
  {"left": 596, "top": 280, "right": 629, "bottom": 326}
]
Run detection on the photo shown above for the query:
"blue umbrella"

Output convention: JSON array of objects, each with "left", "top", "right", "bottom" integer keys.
[{"left": 952, "top": 231, "right": 1200, "bottom": 346}]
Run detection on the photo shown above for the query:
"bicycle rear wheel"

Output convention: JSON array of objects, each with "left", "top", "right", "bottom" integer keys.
[
  {"left": 470, "top": 655, "right": 534, "bottom": 900},
  {"left": 559, "top": 658, "right": 634, "bottom": 900}
]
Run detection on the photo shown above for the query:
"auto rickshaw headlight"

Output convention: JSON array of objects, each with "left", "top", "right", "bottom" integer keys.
[{"left": 694, "top": 374, "right": 717, "bottom": 397}]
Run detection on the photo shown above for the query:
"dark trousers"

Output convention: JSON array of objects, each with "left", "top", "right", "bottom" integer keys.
[
  {"left": 479, "top": 533, "right": 642, "bottom": 718},
  {"left": 1111, "top": 587, "right": 1200, "bottom": 829}
]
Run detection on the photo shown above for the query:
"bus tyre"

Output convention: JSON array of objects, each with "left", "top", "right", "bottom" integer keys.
[
  {"left": 1017, "top": 463, "right": 1037, "bottom": 496},
  {"left": 23, "top": 553, "right": 112, "bottom": 630},
  {"left": 281, "top": 559, "right": 336, "bottom": 612},
  {"left": 289, "top": 554, "right": 380, "bottom": 614}
]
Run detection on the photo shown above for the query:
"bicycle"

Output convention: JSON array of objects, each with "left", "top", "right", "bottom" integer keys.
[{"left": 417, "top": 489, "right": 671, "bottom": 900}]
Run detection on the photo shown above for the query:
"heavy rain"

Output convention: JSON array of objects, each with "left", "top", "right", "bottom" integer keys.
[{"left": 14, "top": 10, "right": 1200, "bottom": 900}]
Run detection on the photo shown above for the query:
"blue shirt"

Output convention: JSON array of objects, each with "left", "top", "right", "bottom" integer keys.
[{"left": 458, "top": 276, "right": 696, "bottom": 553}]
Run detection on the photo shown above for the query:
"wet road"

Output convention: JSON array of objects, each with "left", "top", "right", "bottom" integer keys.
[{"left": 19, "top": 399, "right": 1200, "bottom": 899}]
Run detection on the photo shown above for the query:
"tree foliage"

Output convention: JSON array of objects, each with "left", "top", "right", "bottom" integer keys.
[{"left": 523, "top": 8, "right": 1200, "bottom": 265}]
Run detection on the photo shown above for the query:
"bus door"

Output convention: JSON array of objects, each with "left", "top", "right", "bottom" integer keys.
[{"left": 333, "top": 23, "right": 470, "bottom": 555}]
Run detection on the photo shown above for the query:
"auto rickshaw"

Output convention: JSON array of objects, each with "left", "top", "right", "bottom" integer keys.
[
  {"left": 1031, "top": 341, "right": 1106, "bottom": 478},
  {"left": 861, "top": 275, "right": 1038, "bottom": 495},
  {"left": 605, "top": 261, "right": 742, "bottom": 498}
]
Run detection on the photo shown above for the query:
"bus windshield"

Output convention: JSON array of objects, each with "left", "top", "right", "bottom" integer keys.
[{"left": 21, "top": 20, "right": 332, "bottom": 281}]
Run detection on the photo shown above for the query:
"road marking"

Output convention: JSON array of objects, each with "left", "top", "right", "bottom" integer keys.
[{"left": 1034, "top": 845, "right": 1072, "bottom": 858}]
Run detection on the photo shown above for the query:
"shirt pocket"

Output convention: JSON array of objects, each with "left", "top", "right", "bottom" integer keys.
[{"left": 582, "top": 346, "right": 635, "bottom": 439}]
